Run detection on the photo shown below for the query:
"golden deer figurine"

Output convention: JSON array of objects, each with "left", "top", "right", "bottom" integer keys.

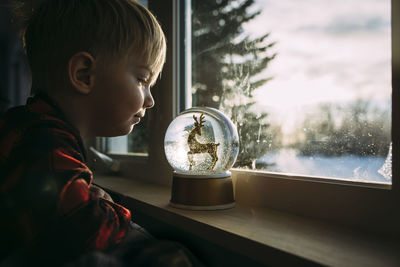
[{"left": 187, "top": 114, "right": 220, "bottom": 170}]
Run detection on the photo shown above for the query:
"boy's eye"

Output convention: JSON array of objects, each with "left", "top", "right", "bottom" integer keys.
[{"left": 138, "top": 78, "right": 150, "bottom": 87}]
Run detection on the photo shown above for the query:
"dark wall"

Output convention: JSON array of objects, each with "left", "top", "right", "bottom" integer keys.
[{"left": 0, "top": 2, "right": 31, "bottom": 114}]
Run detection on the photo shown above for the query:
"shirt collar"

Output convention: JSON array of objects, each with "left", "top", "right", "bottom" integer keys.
[{"left": 27, "top": 93, "right": 88, "bottom": 162}]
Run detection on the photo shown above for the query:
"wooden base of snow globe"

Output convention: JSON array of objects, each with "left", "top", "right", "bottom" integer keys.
[{"left": 169, "top": 172, "right": 235, "bottom": 210}]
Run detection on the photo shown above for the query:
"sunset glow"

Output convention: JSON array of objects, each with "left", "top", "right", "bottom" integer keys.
[{"left": 245, "top": 0, "right": 391, "bottom": 132}]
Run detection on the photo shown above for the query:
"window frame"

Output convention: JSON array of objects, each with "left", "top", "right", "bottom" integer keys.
[{"left": 98, "top": 0, "right": 399, "bottom": 236}]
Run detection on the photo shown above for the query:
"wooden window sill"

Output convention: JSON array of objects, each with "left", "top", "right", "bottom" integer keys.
[{"left": 95, "top": 175, "right": 399, "bottom": 266}]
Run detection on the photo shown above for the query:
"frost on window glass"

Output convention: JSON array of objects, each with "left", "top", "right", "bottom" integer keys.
[{"left": 190, "top": 0, "right": 392, "bottom": 183}]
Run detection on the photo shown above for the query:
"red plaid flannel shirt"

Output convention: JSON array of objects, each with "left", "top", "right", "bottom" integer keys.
[{"left": 0, "top": 94, "right": 131, "bottom": 260}]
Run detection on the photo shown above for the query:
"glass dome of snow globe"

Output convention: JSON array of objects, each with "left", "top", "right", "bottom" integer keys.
[
  {"left": 164, "top": 107, "right": 239, "bottom": 177},
  {"left": 164, "top": 107, "right": 239, "bottom": 210}
]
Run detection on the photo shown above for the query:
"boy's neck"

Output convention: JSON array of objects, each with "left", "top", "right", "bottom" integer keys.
[{"left": 46, "top": 89, "right": 93, "bottom": 140}]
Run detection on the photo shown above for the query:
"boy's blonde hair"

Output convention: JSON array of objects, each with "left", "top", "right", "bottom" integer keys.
[{"left": 12, "top": 0, "right": 166, "bottom": 92}]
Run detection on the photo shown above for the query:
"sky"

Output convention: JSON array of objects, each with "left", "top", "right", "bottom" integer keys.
[{"left": 242, "top": 0, "right": 391, "bottom": 132}]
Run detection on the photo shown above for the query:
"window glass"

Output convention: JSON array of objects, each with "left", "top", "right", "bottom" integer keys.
[{"left": 190, "top": 0, "right": 392, "bottom": 183}]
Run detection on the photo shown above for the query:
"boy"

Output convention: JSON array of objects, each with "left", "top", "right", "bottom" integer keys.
[{"left": 1, "top": 0, "right": 200, "bottom": 266}]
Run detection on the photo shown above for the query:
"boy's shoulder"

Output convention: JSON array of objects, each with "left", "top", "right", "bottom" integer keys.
[
  {"left": 1, "top": 94, "right": 75, "bottom": 133},
  {"left": 0, "top": 95, "right": 85, "bottom": 164}
]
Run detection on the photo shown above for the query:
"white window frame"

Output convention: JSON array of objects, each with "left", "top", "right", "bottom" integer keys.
[{"left": 97, "top": 0, "right": 400, "bottom": 236}]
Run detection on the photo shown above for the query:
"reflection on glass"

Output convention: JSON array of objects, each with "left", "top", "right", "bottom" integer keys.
[{"left": 190, "top": 0, "right": 391, "bottom": 183}]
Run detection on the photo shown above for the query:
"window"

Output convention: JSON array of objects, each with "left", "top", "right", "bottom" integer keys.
[
  {"left": 100, "top": 0, "right": 398, "bottom": 234},
  {"left": 190, "top": 0, "right": 392, "bottom": 184}
]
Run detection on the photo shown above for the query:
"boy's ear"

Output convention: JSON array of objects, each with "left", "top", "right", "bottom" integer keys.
[{"left": 68, "top": 52, "right": 96, "bottom": 95}]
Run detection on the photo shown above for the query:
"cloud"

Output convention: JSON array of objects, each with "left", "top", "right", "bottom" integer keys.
[
  {"left": 328, "top": 16, "right": 389, "bottom": 33},
  {"left": 298, "top": 16, "right": 390, "bottom": 34}
]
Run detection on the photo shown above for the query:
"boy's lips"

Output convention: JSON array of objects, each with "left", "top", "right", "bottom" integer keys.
[
  {"left": 132, "top": 116, "right": 141, "bottom": 124},
  {"left": 133, "top": 113, "right": 145, "bottom": 124}
]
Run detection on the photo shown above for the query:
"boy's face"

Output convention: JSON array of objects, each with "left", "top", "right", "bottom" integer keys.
[{"left": 90, "top": 54, "right": 155, "bottom": 137}]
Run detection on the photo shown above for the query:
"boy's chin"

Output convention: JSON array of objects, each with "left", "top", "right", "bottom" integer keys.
[
  {"left": 126, "top": 125, "right": 135, "bottom": 134},
  {"left": 101, "top": 125, "right": 134, "bottom": 137},
  {"left": 119, "top": 125, "right": 134, "bottom": 136}
]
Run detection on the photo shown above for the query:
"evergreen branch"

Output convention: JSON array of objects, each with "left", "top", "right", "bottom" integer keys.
[{"left": 251, "top": 78, "right": 273, "bottom": 90}]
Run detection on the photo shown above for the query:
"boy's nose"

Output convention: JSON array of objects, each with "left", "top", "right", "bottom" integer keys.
[{"left": 144, "top": 89, "right": 155, "bottom": 109}]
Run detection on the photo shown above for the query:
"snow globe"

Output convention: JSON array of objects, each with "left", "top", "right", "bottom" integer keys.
[{"left": 164, "top": 107, "right": 239, "bottom": 210}]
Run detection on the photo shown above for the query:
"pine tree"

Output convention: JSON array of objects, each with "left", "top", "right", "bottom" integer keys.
[{"left": 191, "top": 0, "right": 278, "bottom": 168}]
